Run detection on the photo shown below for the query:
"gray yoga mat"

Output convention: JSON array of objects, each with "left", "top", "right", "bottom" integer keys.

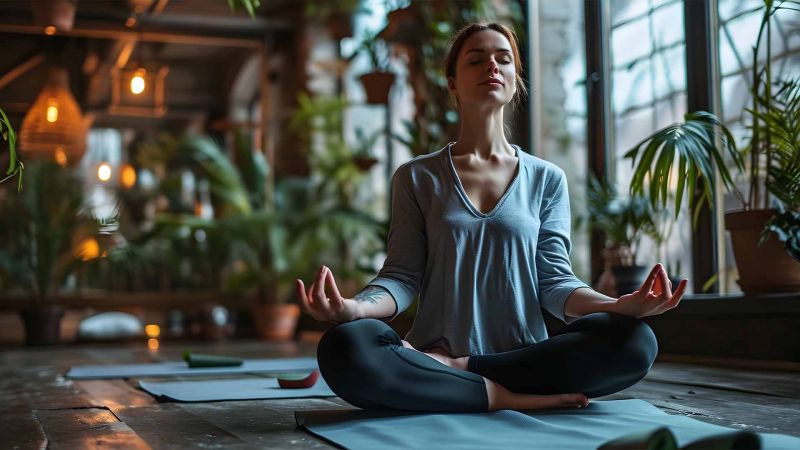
[
  {"left": 66, "top": 357, "right": 318, "bottom": 379},
  {"left": 295, "top": 398, "right": 800, "bottom": 450},
  {"left": 139, "top": 376, "right": 336, "bottom": 402}
]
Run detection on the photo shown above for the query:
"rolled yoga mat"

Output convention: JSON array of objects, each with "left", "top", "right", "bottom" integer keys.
[
  {"left": 66, "top": 357, "right": 318, "bottom": 379},
  {"left": 139, "top": 375, "right": 336, "bottom": 402},
  {"left": 295, "top": 398, "right": 800, "bottom": 450}
]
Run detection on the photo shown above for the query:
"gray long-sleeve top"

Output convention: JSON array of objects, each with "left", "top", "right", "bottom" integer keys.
[{"left": 365, "top": 141, "right": 591, "bottom": 357}]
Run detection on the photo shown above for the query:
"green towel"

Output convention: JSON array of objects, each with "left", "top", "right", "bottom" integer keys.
[
  {"left": 183, "top": 351, "right": 243, "bottom": 368},
  {"left": 598, "top": 426, "right": 677, "bottom": 450},
  {"left": 598, "top": 427, "right": 761, "bottom": 450}
]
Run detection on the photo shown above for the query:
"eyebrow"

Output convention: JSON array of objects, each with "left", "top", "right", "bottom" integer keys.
[{"left": 465, "top": 48, "right": 513, "bottom": 56}]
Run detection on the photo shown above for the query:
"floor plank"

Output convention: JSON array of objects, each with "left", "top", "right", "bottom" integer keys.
[
  {"left": 114, "top": 403, "right": 249, "bottom": 448},
  {"left": 35, "top": 407, "right": 150, "bottom": 450},
  {"left": 179, "top": 398, "right": 346, "bottom": 449}
]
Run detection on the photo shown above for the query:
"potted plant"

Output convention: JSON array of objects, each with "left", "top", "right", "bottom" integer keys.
[
  {"left": 576, "top": 174, "right": 661, "bottom": 296},
  {"left": 351, "top": 29, "right": 396, "bottom": 104},
  {"left": 148, "top": 133, "right": 302, "bottom": 340},
  {"left": 288, "top": 92, "right": 387, "bottom": 301},
  {"left": 304, "top": 0, "right": 365, "bottom": 41},
  {"left": 623, "top": 1, "right": 800, "bottom": 294},
  {"left": 351, "top": 127, "right": 381, "bottom": 172},
  {"left": 0, "top": 161, "right": 98, "bottom": 345},
  {"left": 0, "top": 109, "right": 24, "bottom": 189}
]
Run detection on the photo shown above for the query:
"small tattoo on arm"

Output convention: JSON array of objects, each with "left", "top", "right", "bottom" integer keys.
[{"left": 353, "top": 286, "right": 389, "bottom": 305}]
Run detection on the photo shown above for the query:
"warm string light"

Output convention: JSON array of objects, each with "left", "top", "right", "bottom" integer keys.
[
  {"left": 121, "top": 164, "right": 137, "bottom": 188},
  {"left": 44, "top": 26, "right": 56, "bottom": 35},
  {"left": 147, "top": 338, "right": 159, "bottom": 351},
  {"left": 97, "top": 162, "right": 112, "bottom": 182},
  {"left": 54, "top": 147, "right": 68, "bottom": 166},
  {"left": 145, "top": 324, "right": 161, "bottom": 338},
  {"left": 130, "top": 68, "right": 146, "bottom": 95}
]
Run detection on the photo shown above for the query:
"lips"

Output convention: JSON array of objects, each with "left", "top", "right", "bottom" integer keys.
[{"left": 479, "top": 78, "right": 503, "bottom": 86}]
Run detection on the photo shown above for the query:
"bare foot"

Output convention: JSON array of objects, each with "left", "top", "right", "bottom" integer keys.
[{"left": 484, "top": 377, "right": 589, "bottom": 411}]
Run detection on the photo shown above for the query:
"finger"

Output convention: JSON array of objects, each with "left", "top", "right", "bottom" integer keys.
[
  {"left": 660, "top": 278, "right": 688, "bottom": 311},
  {"left": 296, "top": 279, "right": 311, "bottom": 311},
  {"left": 312, "top": 266, "right": 328, "bottom": 303},
  {"left": 658, "top": 265, "right": 673, "bottom": 298},
  {"left": 641, "top": 264, "right": 661, "bottom": 294},
  {"left": 325, "top": 268, "right": 344, "bottom": 308}
]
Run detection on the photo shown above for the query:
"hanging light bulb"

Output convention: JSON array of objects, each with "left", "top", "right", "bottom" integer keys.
[
  {"left": 130, "top": 67, "right": 146, "bottom": 95},
  {"left": 120, "top": 163, "right": 137, "bottom": 188},
  {"left": 54, "top": 147, "right": 68, "bottom": 166},
  {"left": 20, "top": 66, "right": 90, "bottom": 163},
  {"left": 46, "top": 98, "right": 59, "bottom": 122},
  {"left": 97, "top": 162, "right": 112, "bottom": 182}
]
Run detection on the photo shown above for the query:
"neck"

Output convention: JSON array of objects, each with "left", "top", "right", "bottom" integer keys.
[{"left": 453, "top": 105, "right": 512, "bottom": 159}]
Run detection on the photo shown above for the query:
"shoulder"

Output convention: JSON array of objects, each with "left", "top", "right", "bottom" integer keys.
[
  {"left": 517, "top": 148, "right": 567, "bottom": 187},
  {"left": 392, "top": 146, "right": 447, "bottom": 182}
]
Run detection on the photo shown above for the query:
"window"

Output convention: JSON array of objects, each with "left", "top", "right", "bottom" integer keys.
[
  {"left": 717, "top": 0, "right": 800, "bottom": 292},
  {"left": 609, "top": 0, "right": 693, "bottom": 288}
]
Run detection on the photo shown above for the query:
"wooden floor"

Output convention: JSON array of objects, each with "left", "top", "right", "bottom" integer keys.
[{"left": 1, "top": 340, "right": 798, "bottom": 449}]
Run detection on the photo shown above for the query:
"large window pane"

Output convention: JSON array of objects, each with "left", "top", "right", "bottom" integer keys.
[
  {"left": 717, "top": 0, "right": 800, "bottom": 293},
  {"left": 610, "top": 0, "right": 693, "bottom": 290},
  {"left": 538, "top": 0, "right": 590, "bottom": 282}
]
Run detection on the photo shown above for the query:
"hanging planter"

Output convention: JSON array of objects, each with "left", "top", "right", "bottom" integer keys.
[{"left": 359, "top": 71, "right": 395, "bottom": 105}]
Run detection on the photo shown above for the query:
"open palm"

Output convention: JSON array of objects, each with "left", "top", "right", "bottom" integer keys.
[{"left": 614, "top": 264, "right": 688, "bottom": 319}]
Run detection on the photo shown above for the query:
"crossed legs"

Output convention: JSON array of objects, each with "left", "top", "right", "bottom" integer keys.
[{"left": 316, "top": 312, "right": 658, "bottom": 412}]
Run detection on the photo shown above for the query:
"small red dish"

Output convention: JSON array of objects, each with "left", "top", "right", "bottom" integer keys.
[{"left": 277, "top": 369, "right": 320, "bottom": 389}]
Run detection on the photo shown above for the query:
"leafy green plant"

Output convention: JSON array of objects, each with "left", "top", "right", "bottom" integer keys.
[
  {"left": 227, "top": 0, "right": 261, "bottom": 18},
  {"left": 0, "top": 108, "right": 23, "bottom": 191},
  {"left": 0, "top": 162, "right": 98, "bottom": 303},
  {"left": 349, "top": 29, "right": 392, "bottom": 72},
  {"left": 288, "top": 93, "right": 387, "bottom": 285},
  {"left": 623, "top": 0, "right": 800, "bottom": 262},
  {"left": 576, "top": 173, "right": 659, "bottom": 266}
]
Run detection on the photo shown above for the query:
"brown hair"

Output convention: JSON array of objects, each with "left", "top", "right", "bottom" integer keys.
[{"left": 444, "top": 22, "right": 528, "bottom": 111}]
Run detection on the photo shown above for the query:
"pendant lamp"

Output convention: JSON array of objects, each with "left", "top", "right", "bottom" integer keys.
[{"left": 19, "top": 66, "right": 91, "bottom": 165}]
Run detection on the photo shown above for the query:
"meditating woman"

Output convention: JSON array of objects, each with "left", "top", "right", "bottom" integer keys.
[{"left": 295, "top": 22, "right": 688, "bottom": 413}]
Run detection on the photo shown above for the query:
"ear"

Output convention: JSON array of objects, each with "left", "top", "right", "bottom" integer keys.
[{"left": 447, "top": 77, "right": 456, "bottom": 91}]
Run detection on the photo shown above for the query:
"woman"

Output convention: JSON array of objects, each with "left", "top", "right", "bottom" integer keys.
[{"left": 296, "top": 22, "right": 688, "bottom": 413}]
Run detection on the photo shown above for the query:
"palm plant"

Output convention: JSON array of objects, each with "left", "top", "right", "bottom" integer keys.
[
  {"left": 0, "top": 161, "right": 98, "bottom": 303},
  {"left": 0, "top": 108, "right": 23, "bottom": 190},
  {"left": 288, "top": 93, "right": 387, "bottom": 287},
  {"left": 623, "top": 0, "right": 800, "bottom": 267},
  {"left": 577, "top": 173, "right": 659, "bottom": 266}
]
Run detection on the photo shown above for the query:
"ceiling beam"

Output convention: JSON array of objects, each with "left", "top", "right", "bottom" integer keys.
[{"left": 0, "top": 53, "right": 45, "bottom": 91}]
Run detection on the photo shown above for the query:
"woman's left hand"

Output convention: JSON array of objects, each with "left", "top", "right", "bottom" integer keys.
[{"left": 612, "top": 263, "right": 688, "bottom": 319}]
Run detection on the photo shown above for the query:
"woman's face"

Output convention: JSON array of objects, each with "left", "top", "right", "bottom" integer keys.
[{"left": 448, "top": 30, "right": 517, "bottom": 110}]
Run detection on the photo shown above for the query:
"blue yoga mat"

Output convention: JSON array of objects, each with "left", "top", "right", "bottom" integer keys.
[
  {"left": 295, "top": 398, "right": 800, "bottom": 450},
  {"left": 66, "top": 357, "right": 318, "bottom": 379},
  {"left": 139, "top": 376, "right": 336, "bottom": 402}
]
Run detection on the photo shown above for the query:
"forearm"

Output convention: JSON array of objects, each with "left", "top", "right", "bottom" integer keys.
[
  {"left": 352, "top": 285, "right": 398, "bottom": 320},
  {"left": 563, "top": 287, "right": 618, "bottom": 320}
]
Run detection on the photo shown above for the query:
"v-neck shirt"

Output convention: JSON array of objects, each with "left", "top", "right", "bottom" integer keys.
[
  {"left": 365, "top": 142, "right": 590, "bottom": 357},
  {"left": 447, "top": 143, "right": 520, "bottom": 217}
]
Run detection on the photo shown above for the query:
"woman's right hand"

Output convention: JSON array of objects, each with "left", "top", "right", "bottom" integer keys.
[{"left": 296, "top": 265, "right": 363, "bottom": 325}]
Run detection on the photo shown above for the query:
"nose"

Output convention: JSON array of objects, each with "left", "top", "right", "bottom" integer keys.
[{"left": 487, "top": 60, "right": 499, "bottom": 73}]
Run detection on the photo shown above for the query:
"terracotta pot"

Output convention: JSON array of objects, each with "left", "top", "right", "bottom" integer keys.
[
  {"left": 252, "top": 303, "right": 300, "bottom": 341},
  {"left": 20, "top": 304, "right": 64, "bottom": 346},
  {"left": 31, "top": 0, "right": 77, "bottom": 32},
  {"left": 359, "top": 72, "right": 396, "bottom": 104},
  {"left": 353, "top": 156, "right": 378, "bottom": 171},
  {"left": 725, "top": 209, "right": 800, "bottom": 294}
]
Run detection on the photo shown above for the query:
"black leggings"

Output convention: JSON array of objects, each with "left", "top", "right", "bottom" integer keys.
[{"left": 316, "top": 312, "right": 658, "bottom": 413}]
